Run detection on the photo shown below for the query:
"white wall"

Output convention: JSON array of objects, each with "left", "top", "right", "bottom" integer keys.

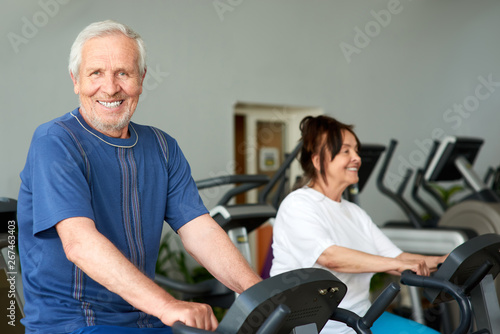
[{"left": 2, "top": 0, "right": 500, "bottom": 226}]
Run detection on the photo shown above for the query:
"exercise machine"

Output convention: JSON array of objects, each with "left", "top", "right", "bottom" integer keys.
[
  {"left": 376, "top": 139, "right": 472, "bottom": 254},
  {"left": 401, "top": 233, "right": 500, "bottom": 334},
  {"left": 484, "top": 166, "right": 500, "bottom": 198},
  {"left": 172, "top": 267, "right": 401, "bottom": 334},
  {"left": 424, "top": 136, "right": 500, "bottom": 235},
  {"left": 376, "top": 139, "right": 470, "bottom": 326}
]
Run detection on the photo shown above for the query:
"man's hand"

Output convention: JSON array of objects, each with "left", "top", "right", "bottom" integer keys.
[{"left": 158, "top": 300, "right": 218, "bottom": 330}]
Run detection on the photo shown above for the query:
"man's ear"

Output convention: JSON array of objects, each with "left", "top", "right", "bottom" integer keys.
[
  {"left": 70, "top": 71, "right": 79, "bottom": 95},
  {"left": 138, "top": 67, "right": 147, "bottom": 95}
]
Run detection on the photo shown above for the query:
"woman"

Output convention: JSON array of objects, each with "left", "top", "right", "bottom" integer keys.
[{"left": 270, "top": 115, "right": 445, "bottom": 334}]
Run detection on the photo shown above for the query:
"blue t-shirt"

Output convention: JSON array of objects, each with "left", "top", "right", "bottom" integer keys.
[{"left": 18, "top": 108, "right": 208, "bottom": 333}]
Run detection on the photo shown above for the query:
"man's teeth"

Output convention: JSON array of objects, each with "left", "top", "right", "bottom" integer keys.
[
  {"left": 347, "top": 168, "right": 358, "bottom": 171},
  {"left": 98, "top": 101, "right": 122, "bottom": 108}
]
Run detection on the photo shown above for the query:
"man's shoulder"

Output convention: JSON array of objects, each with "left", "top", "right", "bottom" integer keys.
[
  {"left": 32, "top": 109, "right": 78, "bottom": 140},
  {"left": 132, "top": 123, "right": 181, "bottom": 152},
  {"left": 134, "top": 123, "right": 174, "bottom": 141}
]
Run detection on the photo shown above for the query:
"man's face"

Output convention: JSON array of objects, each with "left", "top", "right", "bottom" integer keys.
[{"left": 71, "top": 33, "right": 145, "bottom": 138}]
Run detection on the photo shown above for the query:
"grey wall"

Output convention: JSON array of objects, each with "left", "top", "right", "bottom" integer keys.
[{"left": 2, "top": 0, "right": 500, "bottom": 226}]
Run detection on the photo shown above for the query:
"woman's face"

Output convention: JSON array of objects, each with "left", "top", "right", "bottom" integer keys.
[{"left": 315, "top": 130, "right": 361, "bottom": 191}]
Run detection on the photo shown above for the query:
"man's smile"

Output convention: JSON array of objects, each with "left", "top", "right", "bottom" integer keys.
[{"left": 97, "top": 100, "right": 124, "bottom": 108}]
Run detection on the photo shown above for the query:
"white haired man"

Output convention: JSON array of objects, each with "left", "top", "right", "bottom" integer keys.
[{"left": 18, "top": 20, "right": 261, "bottom": 334}]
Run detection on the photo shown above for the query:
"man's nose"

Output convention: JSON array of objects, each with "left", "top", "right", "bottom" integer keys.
[{"left": 102, "top": 74, "right": 120, "bottom": 96}]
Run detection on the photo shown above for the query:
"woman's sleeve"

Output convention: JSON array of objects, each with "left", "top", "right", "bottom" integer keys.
[
  {"left": 366, "top": 213, "right": 403, "bottom": 258},
  {"left": 272, "top": 193, "right": 336, "bottom": 270}
]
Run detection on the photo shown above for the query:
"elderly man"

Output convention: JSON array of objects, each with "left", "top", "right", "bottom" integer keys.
[{"left": 18, "top": 20, "right": 261, "bottom": 334}]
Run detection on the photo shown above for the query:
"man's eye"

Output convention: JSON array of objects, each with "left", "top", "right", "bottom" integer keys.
[{"left": 91, "top": 71, "right": 100, "bottom": 75}]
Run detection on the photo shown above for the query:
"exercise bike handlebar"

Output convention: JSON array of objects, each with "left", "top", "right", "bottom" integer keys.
[
  {"left": 172, "top": 304, "right": 291, "bottom": 334},
  {"left": 400, "top": 270, "right": 472, "bottom": 334},
  {"left": 331, "top": 282, "right": 400, "bottom": 334},
  {"left": 172, "top": 321, "right": 211, "bottom": 334},
  {"left": 255, "top": 304, "right": 292, "bottom": 334},
  {"left": 172, "top": 304, "right": 292, "bottom": 334},
  {"left": 196, "top": 175, "right": 270, "bottom": 206},
  {"left": 196, "top": 175, "right": 270, "bottom": 190}
]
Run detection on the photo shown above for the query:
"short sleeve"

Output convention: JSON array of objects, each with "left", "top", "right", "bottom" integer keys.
[
  {"left": 271, "top": 192, "right": 334, "bottom": 273},
  {"left": 347, "top": 203, "right": 403, "bottom": 258},
  {"left": 370, "top": 222, "right": 403, "bottom": 258},
  {"left": 28, "top": 132, "right": 94, "bottom": 235},
  {"left": 163, "top": 138, "right": 208, "bottom": 231}
]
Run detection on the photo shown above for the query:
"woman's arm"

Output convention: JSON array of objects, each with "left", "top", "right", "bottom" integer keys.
[
  {"left": 316, "top": 245, "right": 443, "bottom": 276},
  {"left": 396, "top": 252, "right": 447, "bottom": 272}
]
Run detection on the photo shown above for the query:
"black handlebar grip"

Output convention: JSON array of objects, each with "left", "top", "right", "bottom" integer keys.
[
  {"left": 361, "top": 282, "right": 400, "bottom": 328},
  {"left": 172, "top": 321, "right": 213, "bottom": 334},
  {"left": 256, "top": 304, "right": 291, "bottom": 334},
  {"left": 400, "top": 270, "right": 472, "bottom": 334}
]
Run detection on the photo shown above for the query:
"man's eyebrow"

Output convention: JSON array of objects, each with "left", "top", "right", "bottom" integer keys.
[{"left": 84, "top": 65, "right": 102, "bottom": 71}]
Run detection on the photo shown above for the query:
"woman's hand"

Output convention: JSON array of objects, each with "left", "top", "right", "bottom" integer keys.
[
  {"left": 393, "top": 252, "right": 449, "bottom": 276},
  {"left": 393, "top": 257, "right": 430, "bottom": 276}
]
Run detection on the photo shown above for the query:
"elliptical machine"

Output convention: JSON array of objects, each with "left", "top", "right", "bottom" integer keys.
[
  {"left": 401, "top": 233, "right": 500, "bottom": 334},
  {"left": 376, "top": 139, "right": 471, "bottom": 255}
]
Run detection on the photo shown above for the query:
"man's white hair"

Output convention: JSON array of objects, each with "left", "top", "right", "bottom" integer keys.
[{"left": 68, "top": 20, "right": 147, "bottom": 80}]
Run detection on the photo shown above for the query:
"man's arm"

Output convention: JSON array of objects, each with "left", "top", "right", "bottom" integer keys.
[
  {"left": 56, "top": 217, "right": 218, "bottom": 330},
  {"left": 178, "top": 214, "right": 262, "bottom": 294}
]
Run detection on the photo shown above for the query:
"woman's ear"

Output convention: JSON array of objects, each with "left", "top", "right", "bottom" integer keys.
[{"left": 312, "top": 153, "right": 321, "bottom": 172}]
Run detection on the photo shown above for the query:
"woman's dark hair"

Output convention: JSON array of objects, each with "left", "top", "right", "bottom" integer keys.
[{"left": 296, "top": 115, "right": 361, "bottom": 187}]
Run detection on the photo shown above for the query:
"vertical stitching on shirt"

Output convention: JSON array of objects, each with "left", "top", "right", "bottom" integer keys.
[
  {"left": 56, "top": 122, "right": 91, "bottom": 183},
  {"left": 71, "top": 239, "right": 96, "bottom": 326},
  {"left": 127, "top": 149, "right": 146, "bottom": 270},
  {"left": 118, "top": 148, "right": 139, "bottom": 267},
  {"left": 58, "top": 121, "right": 96, "bottom": 326},
  {"left": 150, "top": 127, "right": 169, "bottom": 166},
  {"left": 119, "top": 143, "right": 155, "bottom": 327}
]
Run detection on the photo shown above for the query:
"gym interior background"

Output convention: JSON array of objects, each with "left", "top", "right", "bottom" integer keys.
[{"left": 2, "top": 0, "right": 500, "bottom": 230}]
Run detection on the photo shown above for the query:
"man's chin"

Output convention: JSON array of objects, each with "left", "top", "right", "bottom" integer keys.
[
  {"left": 93, "top": 117, "right": 131, "bottom": 133},
  {"left": 80, "top": 105, "right": 132, "bottom": 134}
]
